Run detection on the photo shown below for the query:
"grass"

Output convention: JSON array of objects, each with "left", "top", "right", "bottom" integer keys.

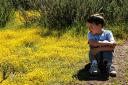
[{"left": 0, "top": 27, "right": 89, "bottom": 85}]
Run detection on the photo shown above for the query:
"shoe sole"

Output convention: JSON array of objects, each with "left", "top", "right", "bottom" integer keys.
[
  {"left": 90, "top": 72, "right": 99, "bottom": 76},
  {"left": 109, "top": 73, "right": 116, "bottom": 77},
  {"left": 90, "top": 70, "right": 100, "bottom": 76}
]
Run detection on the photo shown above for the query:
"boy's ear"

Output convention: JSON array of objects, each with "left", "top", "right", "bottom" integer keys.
[{"left": 98, "top": 24, "right": 102, "bottom": 28}]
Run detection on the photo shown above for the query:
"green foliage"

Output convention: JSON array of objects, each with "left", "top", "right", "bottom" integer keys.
[
  {"left": 11, "top": 0, "right": 39, "bottom": 10},
  {"left": 39, "top": 0, "right": 88, "bottom": 28},
  {"left": 0, "top": 0, "right": 13, "bottom": 27},
  {"left": 1, "top": 0, "right": 128, "bottom": 28},
  {"left": 0, "top": 0, "right": 128, "bottom": 40},
  {"left": 107, "top": 23, "right": 128, "bottom": 40},
  {"left": 38, "top": 0, "right": 128, "bottom": 28}
]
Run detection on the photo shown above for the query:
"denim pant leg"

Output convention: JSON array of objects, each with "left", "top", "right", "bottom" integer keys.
[
  {"left": 89, "top": 50, "right": 113, "bottom": 65},
  {"left": 102, "top": 51, "right": 113, "bottom": 65},
  {"left": 89, "top": 50, "right": 102, "bottom": 63},
  {"left": 89, "top": 50, "right": 95, "bottom": 63}
]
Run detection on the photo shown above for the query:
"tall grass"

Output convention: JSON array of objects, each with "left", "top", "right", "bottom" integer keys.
[
  {"left": 1, "top": 0, "right": 128, "bottom": 28},
  {"left": 106, "top": 23, "right": 128, "bottom": 40},
  {"left": 39, "top": 0, "right": 128, "bottom": 28},
  {"left": 0, "top": 0, "right": 13, "bottom": 27}
]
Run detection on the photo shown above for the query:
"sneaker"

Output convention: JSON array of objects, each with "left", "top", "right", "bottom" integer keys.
[
  {"left": 89, "top": 61, "right": 99, "bottom": 75},
  {"left": 107, "top": 65, "right": 117, "bottom": 77}
]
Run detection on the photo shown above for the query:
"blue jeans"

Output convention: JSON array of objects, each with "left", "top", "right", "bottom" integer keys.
[{"left": 89, "top": 50, "right": 113, "bottom": 65}]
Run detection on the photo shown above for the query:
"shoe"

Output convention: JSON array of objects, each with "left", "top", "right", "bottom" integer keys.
[
  {"left": 107, "top": 65, "right": 117, "bottom": 77},
  {"left": 89, "top": 62, "right": 99, "bottom": 75}
]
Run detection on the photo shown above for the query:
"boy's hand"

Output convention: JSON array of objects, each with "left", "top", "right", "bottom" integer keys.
[
  {"left": 98, "top": 40, "right": 116, "bottom": 47},
  {"left": 91, "top": 44, "right": 116, "bottom": 56},
  {"left": 89, "top": 40, "right": 116, "bottom": 48},
  {"left": 109, "top": 42, "right": 116, "bottom": 48}
]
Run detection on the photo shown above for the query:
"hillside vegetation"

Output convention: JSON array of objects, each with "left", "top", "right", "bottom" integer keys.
[
  {"left": 0, "top": 27, "right": 89, "bottom": 84},
  {"left": 0, "top": 0, "right": 128, "bottom": 84}
]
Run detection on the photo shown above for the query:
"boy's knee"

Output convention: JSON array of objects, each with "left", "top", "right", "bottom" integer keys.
[
  {"left": 102, "top": 51, "right": 113, "bottom": 63},
  {"left": 102, "top": 51, "right": 113, "bottom": 57}
]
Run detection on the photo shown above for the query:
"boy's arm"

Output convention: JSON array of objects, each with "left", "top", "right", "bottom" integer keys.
[
  {"left": 91, "top": 46, "right": 115, "bottom": 56},
  {"left": 88, "top": 40, "right": 116, "bottom": 47}
]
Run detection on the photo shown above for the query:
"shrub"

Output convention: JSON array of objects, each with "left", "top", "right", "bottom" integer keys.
[
  {"left": 0, "top": 0, "right": 13, "bottom": 27},
  {"left": 38, "top": 0, "right": 128, "bottom": 29}
]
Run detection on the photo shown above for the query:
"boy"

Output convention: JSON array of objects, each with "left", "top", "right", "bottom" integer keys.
[{"left": 86, "top": 14, "right": 117, "bottom": 76}]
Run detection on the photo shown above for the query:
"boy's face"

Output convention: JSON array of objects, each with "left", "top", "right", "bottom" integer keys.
[{"left": 86, "top": 22, "right": 102, "bottom": 34}]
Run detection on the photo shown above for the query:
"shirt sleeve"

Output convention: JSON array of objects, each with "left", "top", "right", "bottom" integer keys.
[
  {"left": 88, "top": 32, "right": 94, "bottom": 41},
  {"left": 107, "top": 31, "right": 115, "bottom": 42}
]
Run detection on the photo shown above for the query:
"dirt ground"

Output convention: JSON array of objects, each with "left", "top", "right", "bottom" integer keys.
[{"left": 73, "top": 41, "right": 128, "bottom": 85}]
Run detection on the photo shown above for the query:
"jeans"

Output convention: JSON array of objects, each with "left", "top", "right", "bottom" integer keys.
[{"left": 89, "top": 50, "right": 113, "bottom": 65}]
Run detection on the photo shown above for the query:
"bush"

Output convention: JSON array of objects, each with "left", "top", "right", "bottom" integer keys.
[
  {"left": 107, "top": 23, "right": 128, "bottom": 40},
  {"left": 39, "top": 0, "right": 89, "bottom": 29},
  {"left": 11, "top": 0, "right": 39, "bottom": 10},
  {"left": 1, "top": 0, "right": 128, "bottom": 31},
  {"left": 0, "top": 0, "right": 13, "bottom": 27},
  {"left": 38, "top": 0, "right": 128, "bottom": 29}
]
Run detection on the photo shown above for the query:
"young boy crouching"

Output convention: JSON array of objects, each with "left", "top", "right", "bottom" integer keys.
[{"left": 86, "top": 14, "right": 117, "bottom": 76}]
